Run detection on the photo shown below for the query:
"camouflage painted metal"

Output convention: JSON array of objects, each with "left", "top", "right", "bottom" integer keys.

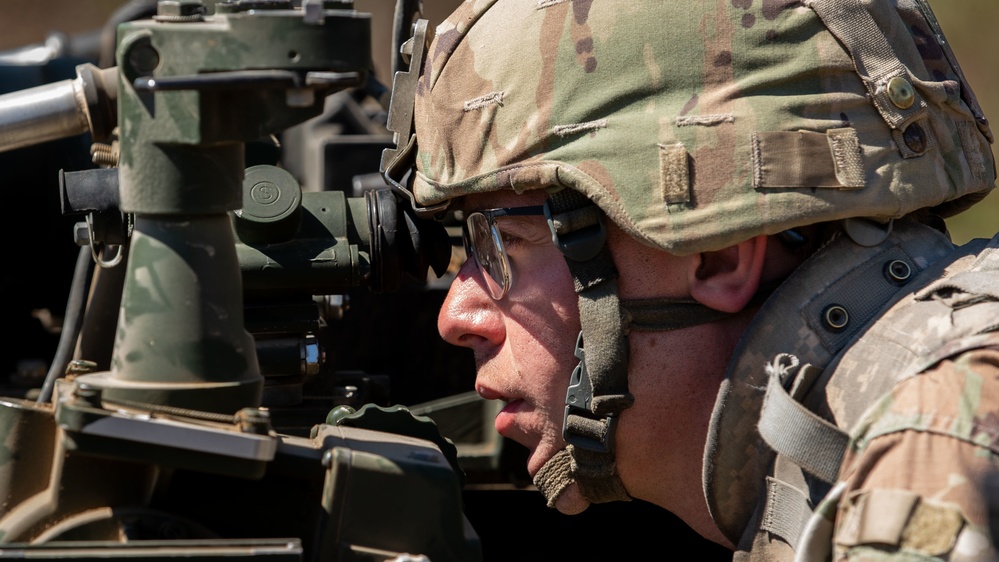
[
  {"left": 75, "top": 3, "right": 372, "bottom": 414},
  {"left": 404, "top": 0, "right": 995, "bottom": 255},
  {"left": 0, "top": 2, "right": 485, "bottom": 559}
]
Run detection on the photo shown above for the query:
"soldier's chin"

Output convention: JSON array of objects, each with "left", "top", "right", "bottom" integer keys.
[{"left": 553, "top": 483, "right": 590, "bottom": 515}]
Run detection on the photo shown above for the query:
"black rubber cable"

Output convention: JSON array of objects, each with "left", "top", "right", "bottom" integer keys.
[{"left": 37, "top": 245, "right": 94, "bottom": 404}]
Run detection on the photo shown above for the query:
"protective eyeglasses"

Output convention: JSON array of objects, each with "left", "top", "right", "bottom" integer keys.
[{"left": 461, "top": 205, "right": 547, "bottom": 300}]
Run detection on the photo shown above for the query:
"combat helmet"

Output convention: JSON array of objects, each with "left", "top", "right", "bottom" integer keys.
[{"left": 382, "top": 0, "right": 996, "bottom": 509}]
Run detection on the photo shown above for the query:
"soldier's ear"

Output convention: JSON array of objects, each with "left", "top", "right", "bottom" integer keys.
[{"left": 688, "top": 235, "right": 767, "bottom": 313}]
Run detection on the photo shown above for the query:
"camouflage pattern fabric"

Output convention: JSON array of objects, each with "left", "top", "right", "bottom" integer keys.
[
  {"left": 834, "top": 347, "right": 999, "bottom": 561},
  {"left": 408, "top": 0, "right": 994, "bottom": 256},
  {"left": 823, "top": 234, "right": 999, "bottom": 560},
  {"left": 708, "top": 218, "right": 957, "bottom": 548},
  {"left": 399, "top": 0, "right": 999, "bottom": 559},
  {"left": 721, "top": 227, "right": 999, "bottom": 561}
]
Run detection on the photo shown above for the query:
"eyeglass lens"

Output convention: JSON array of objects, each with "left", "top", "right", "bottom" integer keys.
[
  {"left": 463, "top": 206, "right": 547, "bottom": 301},
  {"left": 466, "top": 212, "right": 508, "bottom": 299}
]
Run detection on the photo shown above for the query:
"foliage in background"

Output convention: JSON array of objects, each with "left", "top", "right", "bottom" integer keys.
[{"left": 928, "top": 0, "right": 999, "bottom": 243}]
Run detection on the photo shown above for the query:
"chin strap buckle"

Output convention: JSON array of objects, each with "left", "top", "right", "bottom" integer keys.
[{"left": 562, "top": 331, "right": 618, "bottom": 454}]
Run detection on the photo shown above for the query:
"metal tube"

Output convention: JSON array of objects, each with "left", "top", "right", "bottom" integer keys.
[{"left": 0, "top": 77, "right": 89, "bottom": 153}]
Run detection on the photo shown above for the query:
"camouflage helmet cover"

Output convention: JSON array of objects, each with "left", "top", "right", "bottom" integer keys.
[{"left": 408, "top": 0, "right": 995, "bottom": 255}]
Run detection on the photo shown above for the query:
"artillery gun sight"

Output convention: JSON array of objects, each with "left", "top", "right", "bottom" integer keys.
[{"left": 0, "top": 1, "right": 483, "bottom": 560}]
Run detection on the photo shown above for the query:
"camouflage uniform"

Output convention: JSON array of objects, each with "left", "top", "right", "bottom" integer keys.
[
  {"left": 709, "top": 220, "right": 999, "bottom": 561},
  {"left": 381, "top": 0, "right": 999, "bottom": 559}
]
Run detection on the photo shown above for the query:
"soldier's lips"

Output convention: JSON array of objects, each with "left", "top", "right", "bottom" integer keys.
[{"left": 493, "top": 399, "right": 527, "bottom": 439}]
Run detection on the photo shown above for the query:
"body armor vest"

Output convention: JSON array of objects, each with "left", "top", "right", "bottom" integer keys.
[{"left": 702, "top": 219, "right": 999, "bottom": 561}]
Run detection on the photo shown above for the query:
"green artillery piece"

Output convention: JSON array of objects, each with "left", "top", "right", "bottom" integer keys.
[{"left": 0, "top": 1, "right": 480, "bottom": 560}]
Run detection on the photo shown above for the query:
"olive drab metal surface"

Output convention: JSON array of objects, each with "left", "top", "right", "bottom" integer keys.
[{"left": 0, "top": 1, "right": 484, "bottom": 560}]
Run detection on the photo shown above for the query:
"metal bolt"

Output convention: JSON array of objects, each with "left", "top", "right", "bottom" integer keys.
[
  {"left": 66, "top": 359, "right": 99, "bottom": 377},
  {"left": 91, "top": 142, "right": 118, "bottom": 167},
  {"left": 73, "top": 383, "right": 103, "bottom": 407},
  {"left": 235, "top": 407, "right": 272, "bottom": 435},
  {"left": 331, "top": 386, "right": 358, "bottom": 408},
  {"left": 157, "top": 0, "right": 206, "bottom": 18}
]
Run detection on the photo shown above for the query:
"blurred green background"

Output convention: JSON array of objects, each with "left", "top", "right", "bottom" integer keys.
[
  {"left": 926, "top": 0, "right": 999, "bottom": 243},
  {"left": 0, "top": 0, "right": 995, "bottom": 242}
]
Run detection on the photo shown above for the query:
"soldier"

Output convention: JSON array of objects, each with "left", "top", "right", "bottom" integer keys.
[{"left": 382, "top": 0, "right": 999, "bottom": 559}]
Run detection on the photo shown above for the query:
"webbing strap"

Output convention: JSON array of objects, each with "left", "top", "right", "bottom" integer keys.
[
  {"left": 761, "top": 476, "right": 813, "bottom": 549},
  {"left": 547, "top": 188, "right": 632, "bottom": 504},
  {"left": 806, "top": 0, "right": 927, "bottom": 132},
  {"left": 621, "top": 286, "right": 777, "bottom": 333},
  {"left": 752, "top": 129, "right": 865, "bottom": 190},
  {"left": 575, "top": 271, "right": 633, "bottom": 410},
  {"left": 759, "top": 366, "right": 849, "bottom": 484},
  {"left": 622, "top": 298, "right": 732, "bottom": 332},
  {"left": 793, "top": 482, "right": 845, "bottom": 562},
  {"left": 567, "top": 444, "right": 630, "bottom": 503},
  {"left": 533, "top": 448, "right": 574, "bottom": 508},
  {"left": 548, "top": 189, "right": 633, "bottom": 412}
]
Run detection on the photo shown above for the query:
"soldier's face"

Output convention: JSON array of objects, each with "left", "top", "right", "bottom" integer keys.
[
  {"left": 438, "top": 188, "right": 591, "bottom": 513},
  {"left": 438, "top": 188, "right": 731, "bottom": 519}
]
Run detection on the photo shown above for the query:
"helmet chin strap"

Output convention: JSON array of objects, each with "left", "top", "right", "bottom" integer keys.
[
  {"left": 533, "top": 298, "right": 738, "bottom": 507},
  {"left": 533, "top": 448, "right": 575, "bottom": 508},
  {"left": 536, "top": 189, "right": 737, "bottom": 508}
]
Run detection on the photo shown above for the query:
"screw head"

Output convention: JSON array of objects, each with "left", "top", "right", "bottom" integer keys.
[
  {"left": 887, "top": 76, "right": 915, "bottom": 109},
  {"left": 157, "top": 0, "right": 206, "bottom": 17}
]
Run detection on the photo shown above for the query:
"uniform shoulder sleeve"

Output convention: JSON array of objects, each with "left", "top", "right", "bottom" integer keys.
[{"left": 833, "top": 346, "right": 999, "bottom": 560}]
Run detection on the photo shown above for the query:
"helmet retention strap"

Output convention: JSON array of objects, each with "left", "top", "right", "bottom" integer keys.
[{"left": 544, "top": 188, "right": 633, "bottom": 504}]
